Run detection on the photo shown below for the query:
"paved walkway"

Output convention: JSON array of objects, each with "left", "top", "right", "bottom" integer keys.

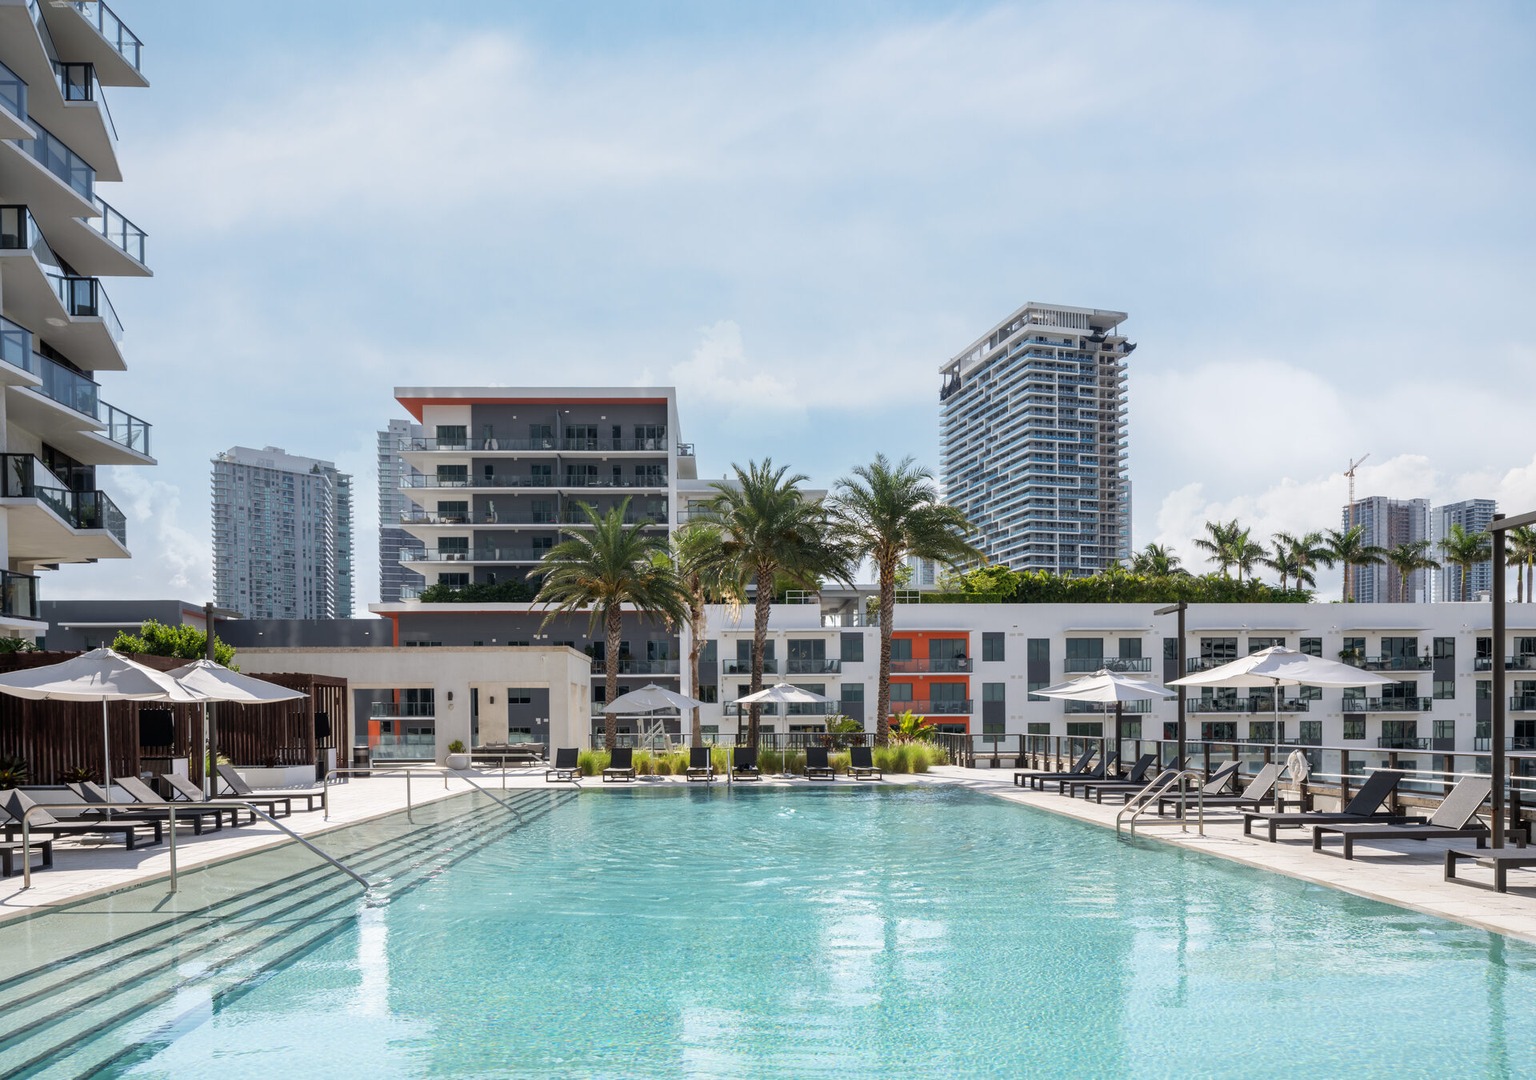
[{"left": 4, "top": 765, "right": 1535, "bottom": 943}]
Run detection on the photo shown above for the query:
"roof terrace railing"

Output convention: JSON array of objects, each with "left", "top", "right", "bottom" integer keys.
[
  {"left": 61, "top": 1, "right": 144, "bottom": 74},
  {"left": 89, "top": 195, "right": 145, "bottom": 264}
]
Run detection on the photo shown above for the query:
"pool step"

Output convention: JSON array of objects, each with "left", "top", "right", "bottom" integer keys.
[{"left": 0, "top": 790, "right": 566, "bottom": 1079}]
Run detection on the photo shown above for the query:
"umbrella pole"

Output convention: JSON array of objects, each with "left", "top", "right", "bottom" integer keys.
[
  {"left": 101, "top": 698, "right": 112, "bottom": 814},
  {"left": 1114, "top": 701, "right": 1124, "bottom": 778},
  {"left": 1273, "top": 678, "right": 1282, "bottom": 812},
  {"left": 202, "top": 702, "right": 210, "bottom": 798}
]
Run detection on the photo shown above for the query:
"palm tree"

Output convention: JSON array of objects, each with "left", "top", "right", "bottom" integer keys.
[
  {"left": 1286, "top": 530, "right": 1330, "bottom": 595},
  {"left": 672, "top": 522, "right": 744, "bottom": 744},
  {"left": 831, "top": 454, "right": 979, "bottom": 747},
  {"left": 1437, "top": 523, "right": 1492, "bottom": 602},
  {"left": 533, "top": 499, "right": 690, "bottom": 749},
  {"left": 1231, "top": 530, "right": 1266, "bottom": 583},
  {"left": 694, "top": 460, "right": 852, "bottom": 745},
  {"left": 1264, "top": 533, "right": 1303, "bottom": 593},
  {"left": 1384, "top": 540, "right": 1439, "bottom": 603},
  {"left": 1322, "top": 525, "right": 1385, "bottom": 603},
  {"left": 1128, "top": 543, "right": 1184, "bottom": 576},
  {"left": 1193, "top": 520, "right": 1243, "bottom": 578},
  {"left": 1507, "top": 525, "right": 1536, "bottom": 604}
]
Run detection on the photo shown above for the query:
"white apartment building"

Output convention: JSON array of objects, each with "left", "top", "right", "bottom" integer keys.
[
  {"left": 0, "top": 1, "right": 152, "bottom": 636},
  {"left": 1435, "top": 498, "right": 1497, "bottom": 602},
  {"left": 212, "top": 446, "right": 354, "bottom": 620},
  {"left": 682, "top": 598, "right": 1535, "bottom": 757},
  {"left": 939, "top": 302, "right": 1133, "bottom": 576},
  {"left": 1344, "top": 496, "right": 1430, "bottom": 603}
]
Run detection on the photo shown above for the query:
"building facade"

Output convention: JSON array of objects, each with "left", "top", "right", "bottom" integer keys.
[
  {"left": 376, "top": 418, "right": 424, "bottom": 603},
  {"left": 0, "top": 2, "right": 153, "bottom": 638},
  {"left": 1434, "top": 499, "right": 1497, "bottom": 602},
  {"left": 1343, "top": 496, "right": 1429, "bottom": 603},
  {"left": 211, "top": 446, "right": 354, "bottom": 620},
  {"left": 939, "top": 302, "right": 1133, "bottom": 576}
]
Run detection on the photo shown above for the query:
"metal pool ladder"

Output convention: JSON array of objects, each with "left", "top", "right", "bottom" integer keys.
[{"left": 1116, "top": 769, "right": 1207, "bottom": 838}]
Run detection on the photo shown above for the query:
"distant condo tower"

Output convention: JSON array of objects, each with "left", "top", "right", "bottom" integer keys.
[
  {"left": 939, "top": 302, "right": 1133, "bottom": 575},
  {"left": 1341, "top": 496, "right": 1430, "bottom": 602},
  {"left": 212, "top": 446, "right": 354, "bottom": 619},
  {"left": 1434, "top": 498, "right": 1497, "bottom": 602},
  {"left": 377, "top": 418, "right": 425, "bottom": 604}
]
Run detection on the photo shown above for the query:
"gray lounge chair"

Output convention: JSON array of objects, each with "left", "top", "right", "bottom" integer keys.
[
  {"left": 1039, "top": 753, "right": 1119, "bottom": 794},
  {"left": 67, "top": 780, "right": 207, "bottom": 835},
  {"left": 1313, "top": 775, "right": 1492, "bottom": 859},
  {"left": 603, "top": 747, "right": 637, "bottom": 783},
  {"left": 731, "top": 746, "right": 761, "bottom": 782},
  {"left": 115, "top": 775, "right": 237, "bottom": 832},
  {"left": 848, "top": 745, "right": 882, "bottom": 781},
  {"left": 803, "top": 746, "right": 836, "bottom": 781},
  {"left": 163, "top": 772, "right": 278, "bottom": 820},
  {"left": 1015, "top": 748, "right": 1095, "bottom": 789},
  {"left": 1242, "top": 769, "right": 1423, "bottom": 842},
  {"left": 1065, "top": 754, "right": 1158, "bottom": 799},
  {"left": 1, "top": 788, "right": 162, "bottom": 850},
  {"left": 1096, "top": 758, "right": 1236, "bottom": 807},
  {"left": 217, "top": 763, "right": 327, "bottom": 811},
  {"left": 545, "top": 747, "right": 580, "bottom": 782},
  {"left": 1157, "top": 762, "right": 1284, "bottom": 815},
  {"left": 685, "top": 746, "right": 714, "bottom": 783},
  {"left": 0, "top": 837, "right": 52, "bottom": 878}
]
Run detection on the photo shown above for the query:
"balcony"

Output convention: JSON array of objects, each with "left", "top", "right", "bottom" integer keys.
[
  {"left": 370, "top": 702, "right": 435, "bottom": 719},
  {"left": 1474, "top": 656, "right": 1536, "bottom": 672},
  {"left": 81, "top": 195, "right": 147, "bottom": 272},
  {"left": 1346, "top": 654, "right": 1433, "bottom": 671},
  {"left": 0, "top": 452, "right": 127, "bottom": 558},
  {"left": 784, "top": 658, "right": 842, "bottom": 675},
  {"left": 724, "top": 659, "right": 778, "bottom": 675},
  {"left": 1510, "top": 697, "right": 1536, "bottom": 712},
  {"left": 1185, "top": 657, "right": 1234, "bottom": 673},
  {"left": 892, "top": 657, "right": 971, "bottom": 674},
  {"left": 11, "top": 114, "right": 95, "bottom": 202},
  {"left": 400, "top": 546, "right": 547, "bottom": 564},
  {"left": 41, "top": 1, "right": 146, "bottom": 87},
  {"left": 1342, "top": 697, "right": 1433, "bottom": 713},
  {"left": 1376, "top": 738, "right": 1432, "bottom": 750},
  {"left": 725, "top": 701, "right": 841, "bottom": 717},
  {"left": 1063, "top": 656, "right": 1149, "bottom": 674},
  {"left": 398, "top": 435, "right": 672, "bottom": 454},
  {"left": 589, "top": 658, "right": 680, "bottom": 676},
  {"left": 0, "top": 568, "right": 39, "bottom": 622},
  {"left": 403, "top": 473, "right": 668, "bottom": 491},
  {"left": 1063, "top": 699, "right": 1149, "bottom": 715},
  {"left": 1186, "top": 697, "right": 1311, "bottom": 714}
]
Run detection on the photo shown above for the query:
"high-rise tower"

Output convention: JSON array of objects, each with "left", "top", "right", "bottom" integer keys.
[
  {"left": 939, "top": 302, "right": 1133, "bottom": 574},
  {"left": 377, "top": 418, "right": 424, "bottom": 603},
  {"left": 1342, "top": 496, "right": 1430, "bottom": 602}
]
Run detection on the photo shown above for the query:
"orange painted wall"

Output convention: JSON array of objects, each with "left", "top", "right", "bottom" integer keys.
[{"left": 888, "top": 630, "right": 971, "bottom": 732}]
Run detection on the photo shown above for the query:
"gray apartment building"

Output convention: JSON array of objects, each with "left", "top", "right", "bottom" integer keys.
[
  {"left": 939, "top": 302, "right": 1134, "bottom": 575},
  {"left": 1343, "top": 496, "right": 1430, "bottom": 603},
  {"left": 377, "top": 418, "right": 424, "bottom": 603},
  {"left": 1435, "top": 498, "right": 1497, "bottom": 602},
  {"left": 212, "top": 445, "right": 355, "bottom": 620}
]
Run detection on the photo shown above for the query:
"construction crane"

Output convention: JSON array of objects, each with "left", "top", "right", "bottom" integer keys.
[{"left": 1345, "top": 453, "right": 1370, "bottom": 530}]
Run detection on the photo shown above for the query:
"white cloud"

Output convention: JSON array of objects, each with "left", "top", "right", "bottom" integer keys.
[{"left": 671, "top": 320, "right": 803, "bottom": 418}]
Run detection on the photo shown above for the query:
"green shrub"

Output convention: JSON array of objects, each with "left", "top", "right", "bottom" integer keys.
[
  {"left": 447, "top": 739, "right": 466, "bottom": 754},
  {"left": 577, "top": 749, "right": 607, "bottom": 776},
  {"left": 0, "top": 754, "right": 28, "bottom": 788},
  {"left": 873, "top": 743, "right": 948, "bottom": 774}
]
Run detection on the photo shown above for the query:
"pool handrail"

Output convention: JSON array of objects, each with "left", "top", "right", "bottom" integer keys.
[{"left": 1117, "top": 769, "right": 1207, "bottom": 838}]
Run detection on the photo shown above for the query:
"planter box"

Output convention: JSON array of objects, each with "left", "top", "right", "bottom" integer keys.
[
  {"left": 238, "top": 765, "right": 315, "bottom": 790},
  {"left": 445, "top": 752, "right": 470, "bottom": 770}
]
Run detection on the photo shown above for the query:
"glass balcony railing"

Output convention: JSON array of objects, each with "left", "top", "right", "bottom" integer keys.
[
  {"left": 399, "top": 547, "right": 546, "bottom": 563},
  {"left": 1473, "top": 656, "right": 1536, "bottom": 671},
  {"left": 588, "top": 658, "right": 680, "bottom": 676},
  {"left": 62, "top": 1, "right": 144, "bottom": 74},
  {"left": 0, "top": 453, "right": 125, "bottom": 544},
  {"left": 1, "top": 568, "right": 39, "bottom": 621},
  {"left": 1063, "top": 656, "right": 1148, "bottom": 674},
  {"left": 895, "top": 699, "right": 974, "bottom": 716},
  {"left": 49, "top": 273, "right": 122, "bottom": 342},
  {"left": 1063, "top": 699, "right": 1149, "bottom": 715},
  {"left": 1342, "top": 697, "right": 1433, "bottom": 713},
  {"left": 90, "top": 195, "right": 145, "bottom": 264},
  {"left": 98, "top": 399, "right": 149, "bottom": 455},
  {"left": 0, "top": 60, "right": 24, "bottom": 121},
  {"left": 400, "top": 435, "right": 673, "bottom": 453},
  {"left": 724, "top": 659, "right": 778, "bottom": 675},
  {"left": 784, "top": 658, "right": 842, "bottom": 674},
  {"left": 892, "top": 657, "right": 972, "bottom": 673},
  {"left": 13, "top": 116, "right": 95, "bottom": 200},
  {"left": 1186, "top": 697, "right": 1310, "bottom": 714},
  {"left": 402, "top": 473, "right": 667, "bottom": 490},
  {"left": 1346, "top": 654, "right": 1433, "bottom": 671},
  {"left": 36, "top": 349, "right": 98, "bottom": 415},
  {"left": 0, "top": 315, "right": 35, "bottom": 375}
]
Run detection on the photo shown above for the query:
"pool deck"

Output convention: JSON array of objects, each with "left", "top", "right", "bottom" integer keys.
[{"left": 4, "top": 765, "right": 1535, "bottom": 943}]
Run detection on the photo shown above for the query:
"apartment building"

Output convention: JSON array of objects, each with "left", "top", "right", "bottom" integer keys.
[
  {"left": 1343, "top": 496, "right": 1430, "bottom": 602},
  {"left": 939, "top": 302, "right": 1133, "bottom": 576},
  {"left": 212, "top": 446, "right": 354, "bottom": 620},
  {"left": 0, "top": 1, "right": 153, "bottom": 636},
  {"left": 1435, "top": 498, "right": 1497, "bottom": 602},
  {"left": 376, "top": 418, "right": 423, "bottom": 604}
]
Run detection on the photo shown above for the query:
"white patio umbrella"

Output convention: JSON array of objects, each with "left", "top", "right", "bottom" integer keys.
[
  {"left": 732, "top": 682, "right": 834, "bottom": 776},
  {"left": 0, "top": 648, "right": 199, "bottom": 806},
  {"left": 1170, "top": 645, "right": 1397, "bottom": 807},
  {"left": 602, "top": 684, "right": 706, "bottom": 714},
  {"left": 167, "top": 660, "right": 309, "bottom": 796},
  {"left": 1030, "top": 670, "right": 1175, "bottom": 774}
]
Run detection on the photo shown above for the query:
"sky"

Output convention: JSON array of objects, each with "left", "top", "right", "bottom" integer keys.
[{"left": 52, "top": 0, "right": 1536, "bottom": 611}]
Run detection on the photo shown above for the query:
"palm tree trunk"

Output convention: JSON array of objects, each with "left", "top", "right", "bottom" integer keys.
[
  {"left": 749, "top": 561, "right": 773, "bottom": 747},
  {"left": 876, "top": 557, "right": 896, "bottom": 748},
  {"left": 688, "top": 598, "right": 704, "bottom": 744},
  {"left": 604, "top": 604, "right": 622, "bottom": 750}
]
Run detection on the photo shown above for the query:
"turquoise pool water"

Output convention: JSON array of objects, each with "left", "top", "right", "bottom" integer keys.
[{"left": 80, "top": 787, "right": 1536, "bottom": 1076}]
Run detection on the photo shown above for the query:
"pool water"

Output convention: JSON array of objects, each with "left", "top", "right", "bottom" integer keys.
[{"left": 107, "top": 786, "right": 1536, "bottom": 1077}]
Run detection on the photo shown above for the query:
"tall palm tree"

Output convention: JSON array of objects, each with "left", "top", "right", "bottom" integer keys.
[
  {"left": 831, "top": 454, "right": 979, "bottom": 746},
  {"left": 1507, "top": 525, "right": 1536, "bottom": 604},
  {"left": 1128, "top": 542, "right": 1184, "bottom": 576},
  {"left": 1286, "top": 530, "right": 1330, "bottom": 595},
  {"left": 1437, "top": 523, "right": 1492, "bottom": 602},
  {"left": 533, "top": 499, "right": 690, "bottom": 749},
  {"left": 1322, "top": 525, "right": 1385, "bottom": 603},
  {"left": 672, "top": 522, "right": 744, "bottom": 743},
  {"left": 1193, "top": 520, "right": 1243, "bottom": 578},
  {"left": 1264, "top": 533, "right": 1303, "bottom": 593},
  {"left": 1231, "top": 529, "right": 1266, "bottom": 583},
  {"left": 694, "top": 460, "right": 852, "bottom": 745},
  {"left": 1384, "top": 540, "right": 1439, "bottom": 603}
]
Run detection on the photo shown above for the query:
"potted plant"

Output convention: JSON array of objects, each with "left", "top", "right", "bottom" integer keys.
[{"left": 446, "top": 740, "right": 470, "bottom": 770}]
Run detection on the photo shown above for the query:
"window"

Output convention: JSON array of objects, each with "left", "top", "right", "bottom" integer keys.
[
  {"left": 435, "top": 424, "right": 467, "bottom": 448},
  {"left": 1065, "top": 638, "right": 1104, "bottom": 661},
  {"left": 982, "top": 633, "right": 1005, "bottom": 662},
  {"left": 439, "top": 573, "right": 469, "bottom": 588},
  {"left": 1028, "top": 722, "right": 1051, "bottom": 736},
  {"left": 1027, "top": 638, "right": 1050, "bottom": 662},
  {"left": 1476, "top": 637, "right": 1493, "bottom": 662},
  {"left": 1118, "top": 638, "right": 1142, "bottom": 659},
  {"left": 437, "top": 464, "right": 468, "bottom": 487},
  {"left": 506, "top": 690, "right": 532, "bottom": 705},
  {"left": 1381, "top": 637, "right": 1419, "bottom": 663},
  {"left": 1300, "top": 637, "right": 1322, "bottom": 657},
  {"left": 930, "top": 683, "right": 966, "bottom": 702},
  {"left": 1433, "top": 718, "right": 1456, "bottom": 742},
  {"left": 1434, "top": 680, "right": 1455, "bottom": 700},
  {"left": 1433, "top": 637, "right": 1455, "bottom": 660},
  {"left": 1027, "top": 680, "right": 1050, "bottom": 702},
  {"left": 1066, "top": 722, "right": 1103, "bottom": 737},
  {"left": 1343, "top": 717, "right": 1365, "bottom": 740},
  {"left": 1249, "top": 720, "right": 1276, "bottom": 743},
  {"left": 840, "top": 683, "right": 864, "bottom": 709},
  {"left": 700, "top": 640, "right": 718, "bottom": 665},
  {"left": 889, "top": 683, "right": 913, "bottom": 702},
  {"left": 529, "top": 423, "right": 553, "bottom": 446},
  {"left": 1248, "top": 637, "right": 1284, "bottom": 653},
  {"left": 1341, "top": 636, "right": 1365, "bottom": 664},
  {"left": 889, "top": 639, "right": 913, "bottom": 661},
  {"left": 1200, "top": 722, "right": 1236, "bottom": 741},
  {"left": 1299, "top": 720, "right": 1322, "bottom": 744},
  {"left": 1200, "top": 637, "right": 1237, "bottom": 663},
  {"left": 982, "top": 683, "right": 1005, "bottom": 734},
  {"left": 697, "top": 685, "right": 719, "bottom": 704},
  {"left": 1163, "top": 722, "right": 1178, "bottom": 740},
  {"left": 1518, "top": 637, "right": 1536, "bottom": 659},
  {"left": 1163, "top": 638, "right": 1178, "bottom": 661},
  {"left": 841, "top": 633, "right": 864, "bottom": 663},
  {"left": 930, "top": 638, "right": 967, "bottom": 661}
]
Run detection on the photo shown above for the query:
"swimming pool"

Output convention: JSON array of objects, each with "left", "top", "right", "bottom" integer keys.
[{"left": 8, "top": 784, "right": 1536, "bottom": 1077}]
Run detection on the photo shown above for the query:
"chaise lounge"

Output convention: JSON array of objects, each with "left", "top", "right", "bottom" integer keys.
[
  {"left": 731, "top": 746, "right": 762, "bottom": 782},
  {"left": 803, "top": 746, "right": 836, "bottom": 781},
  {"left": 1014, "top": 748, "right": 1095, "bottom": 789},
  {"left": 163, "top": 772, "right": 282, "bottom": 820},
  {"left": 848, "top": 745, "right": 882, "bottom": 781},
  {"left": 1156, "top": 761, "right": 1281, "bottom": 816},
  {"left": 1, "top": 789, "right": 162, "bottom": 850},
  {"left": 115, "top": 775, "right": 241, "bottom": 832},
  {"left": 1312, "top": 775, "right": 1492, "bottom": 860},
  {"left": 1037, "top": 753, "right": 1118, "bottom": 795},
  {"left": 217, "top": 763, "right": 328, "bottom": 812},
  {"left": 1064, "top": 753, "right": 1158, "bottom": 800},
  {"left": 685, "top": 746, "right": 714, "bottom": 783},
  {"left": 1242, "top": 769, "right": 1422, "bottom": 843},
  {"left": 545, "top": 747, "right": 580, "bottom": 783},
  {"left": 603, "top": 747, "right": 637, "bottom": 783}
]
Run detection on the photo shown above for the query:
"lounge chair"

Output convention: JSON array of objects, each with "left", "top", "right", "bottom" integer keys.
[
  {"left": 603, "top": 747, "right": 637, "bottom": 783},
  {"left": 163, "top": 772, "right": 281, "bottom": 820},
  {"left": 1, "top": 789, "right": 162, "bottom": 850},
  {"left": 0, "top": 838, "right": 52, "bottom": 878},
  {"left": 848, "top": 745, "right": 882, "bottom": 781},
  {"left": 1313, "top": 775, "right": 1492, "bottom": 860},
  {"left": 1242, "top": 769, "right": 1423, "bottom": 843},
  {"left": 1065, "top": 754, "right": 1158, "bottom": 799},
  {"left": 1445, "top": 845, "right": 1536, "bottom": 893},
  {"left": 217, "top": 763, "right": 327, "bottom": 812},
  {"left": 1038, "top": 753, "right": 1119, "bottom": 794},
  {"left": 730, "top": 746, "right": 762, "bottom": 782},
  {"left": 114, "top": 775, "right": 237, "bottom": 832},
  {"left": 802, "top": 746, "right": 837, "bottom": 781},
  {"left": 1091, "top": 758, "right": 1231, "bottom": 806},
  {"left": 1014, "top": 748, "right": 1095, "bottom": 789},
  {"left": 545, "top": 747, "right": 581, "bottom": 783},
  {"left": 685, "top": 746, "right": 714, "bottom": 784},
  {"left": 1157, "top": 762, "right": 1281, "bottom": 815},
  {"left": 67, "top": 780, "right": 208, "bottom": 836}
]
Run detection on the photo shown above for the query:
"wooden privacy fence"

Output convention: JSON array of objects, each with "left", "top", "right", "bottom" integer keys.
[{"left": 0, "top": 653, "right": 346, "bottom": 786}]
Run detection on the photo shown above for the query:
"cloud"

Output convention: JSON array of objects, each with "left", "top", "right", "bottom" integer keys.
[{"left": 671, "top": 320, "right": 803, "bottom": 418}]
